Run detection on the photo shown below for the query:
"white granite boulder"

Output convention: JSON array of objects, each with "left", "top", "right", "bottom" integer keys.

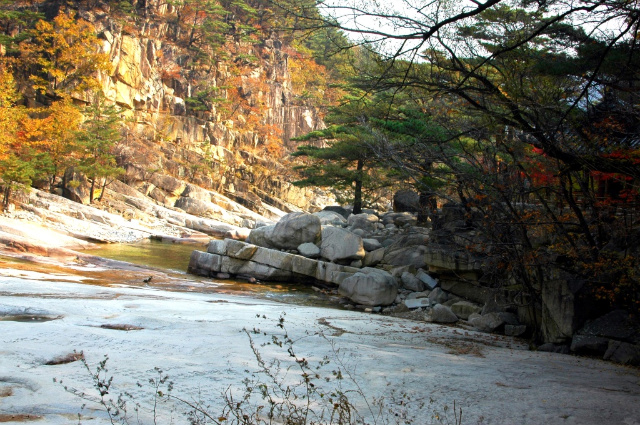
[
  {"left": 320, "top": 226, "right": 365, "bottom": 263},
  {"left": 298, "top": 242, "right": 321, "bottom": 258},
  {"left": 339, "top": 267, "right": 398, "bottom": 306},
  {"left": 270, "top": 212, "right": 321, "bottom": 250},
  {"left": 347, "top": 213, "right": 379, "bottom": 233},
  {"left": 247, "top": 224, "right": 276, "bottom": 248},
  {"left": 313, "top": 210, "right": 347, "bottom": 227}
]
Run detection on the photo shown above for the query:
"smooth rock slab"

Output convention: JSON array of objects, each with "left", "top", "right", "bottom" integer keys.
[
  {"left": 416, "top": 269, "right": 438, "bottom": 289},
  {"left": 404, "top": 298, "right": 431, "bottom": 309},
  {"left": 1, "top": 273, "right": 639, "bottom": 425}
]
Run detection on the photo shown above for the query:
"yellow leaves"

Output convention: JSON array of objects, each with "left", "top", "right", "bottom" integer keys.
[
  {"left": 0, "top": 67, "right": 24, "bottom": 160},
  {"left": 288, "top": 56, "right": 328, "bottom": 102},
  {"left": 20, "top": 10, "right": 112, "bottom": 98}
]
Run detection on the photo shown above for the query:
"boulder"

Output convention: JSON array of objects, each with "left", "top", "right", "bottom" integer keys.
[
  {"left": 362, "top": 248, "right": 385, "bottom": 267},
  {"left": 570, "top": 335, "right": 609, "bottom": 356},
  {"left": 175, "top": 197, "right": 217, "bottom": 218},
  {"left": 182, "top": 183, "right": 211, "bottom": 202},
  {"left": 313, "top": 210, "right": 347, "bottom": 226},
  {"left": 247, "top": 224, "right": 276, "bottom": 248},
  {"left": 540, "top": 277, "right": 589, "bottom": 344},
  {"left": 63, "top": 168, "right": 91, "bottom": 205},
  {"left": 339, "top": 267, "right": 398, "bottom": 306},
  {"left": 382, "top": 212, "right": 417, "bottom": 228},
  {"left": 298, "top": 242, "right": 321, "bottom": 258},
  {"left": 393, "top": 189, "right": 419, "bottom": 213},
  {"left": 428, "top": 287, "right": 449, "bottom": 305},
  {"left": 225, "top": 228, "right": 251, "bottom": 241},
  {"left": 270, "top": 212, "right": 321, "bottom": 250},
  {"left": 470, "top": 312, "right": 519, "bottom": 333},
  {"left": 225, "top": 239, "right": 258, "bottom": 260},
  {"left": 207, "top": 239, "right": 227, "bottom": 255},
  {"left": 603, "top": 340, "right": 640, "bottom": 366},
  {"left": 439, "top": 279, "right": 490, "bottom": 305},
  {"left": 316, "top": 261, "right": 359, "bottom": 286},
  {"left": 482, "top": 296, "right": 507, "bottom": 315},
  {"left": 187, "top": 251, "right": 221, "bottom": 277},
  {"left": 401, "top": 272, "right": 425, "bottom": 292},
  {"left": 383, "top": 245, "right": 428, "bottom": 269},
  {"left": 504, "top": 324, "right": 527, "bottom": 337},
  {"left": 320, "top": 226, "right": 365, "bottom": 263},
  {"left": 362, "top": 238, "right": 383, "bottom": 252},
  {"left": 406, "top": 290, "right": 431, "bottom": 300},
  {"left": 423, "top": 246, "right": 484, "bottom": 272},
  {"left": 219, "top": 256, "right": 293, "bottom": 281},
  {"left": 347, "top": 213, "right": 379, "bottom": 233},
  {"left": 578, "top": 310, "right": 640, "bottom": 344},
  {"left": 430, "top": 304, "right": 459, "bottom": 323},
  {"left": 450, "top": 301, "right": 483, "bottom": 320},
  {"left": 322, "top": 205, "right": 350, "bottom": 219}
]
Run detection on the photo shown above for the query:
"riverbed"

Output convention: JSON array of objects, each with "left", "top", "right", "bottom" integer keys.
[{"left": 1, "top": 243, "right": 639, "bottom": 425}]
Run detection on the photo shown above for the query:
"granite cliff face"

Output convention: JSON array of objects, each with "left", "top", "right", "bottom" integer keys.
[{"left": 69, "top": 0, "right": 329, "bottom": 214}]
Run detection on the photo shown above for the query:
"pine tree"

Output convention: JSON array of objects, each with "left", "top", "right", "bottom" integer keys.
[{"left": 74, "top": 96, "right": 124, "bottom": 203}]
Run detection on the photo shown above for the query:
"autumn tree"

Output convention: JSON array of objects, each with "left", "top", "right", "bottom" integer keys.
[
  {"left": 18, "top": 10, "right": 111, "bottom": 100},
  {"left": 0, "top": 66, "right": 31, "bottom": 209},
  {"left": 32, "top": 99, "right": 83, "bottom": 189}
]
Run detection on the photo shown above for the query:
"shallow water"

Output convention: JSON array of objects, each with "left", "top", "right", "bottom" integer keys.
[
  {"left": 91, "top": 239, "right": 343, "bottom": 308},
  {"left": 92, "top": 239, "right": 203, "bottom": 273},
  {"left": 0, "top": 314, "right": 58, "bottom": 322}
]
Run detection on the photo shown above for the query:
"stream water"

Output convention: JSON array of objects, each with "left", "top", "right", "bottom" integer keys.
[{"left": 92, "top": 239, "right": 342, "bottom": 308}]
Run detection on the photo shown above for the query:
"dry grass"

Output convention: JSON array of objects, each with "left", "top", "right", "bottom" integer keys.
[{"left": 45, "top": 351, "right": 85, "bottom": 365}]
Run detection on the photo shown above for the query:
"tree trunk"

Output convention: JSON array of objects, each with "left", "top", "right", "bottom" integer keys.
[
  {"left": 353, "top": 159, "right": 364, "bottom": 215},
  {"left": 98, "top": 178, "right": 108, "bottom": 202},
  {"left": 89, "top": 178, "right": 95, "bottom": 204},
  {"left": 2, "top": 186, "right": 11, "bottom": 212}
]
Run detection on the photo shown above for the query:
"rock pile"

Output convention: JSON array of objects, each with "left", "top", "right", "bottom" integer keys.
[
  {"left": 189, "top": 205, "right": 640, "bottom": 366},
  {"left": 188, "top": 209, "right": 526, "bottom": 338}
]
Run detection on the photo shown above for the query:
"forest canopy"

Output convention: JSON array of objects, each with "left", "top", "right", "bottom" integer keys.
[{"left": 284, "top": 0, "right": 640, "bottom": 321}]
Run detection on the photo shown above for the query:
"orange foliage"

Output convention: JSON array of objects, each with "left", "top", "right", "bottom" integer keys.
[{"left": 19, "top": 11, "right": 111, "bottom": 98}]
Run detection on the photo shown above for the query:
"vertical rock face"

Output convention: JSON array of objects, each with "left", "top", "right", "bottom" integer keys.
[{"left": 78, "top": 1, "right": 328, "bottom": 213}]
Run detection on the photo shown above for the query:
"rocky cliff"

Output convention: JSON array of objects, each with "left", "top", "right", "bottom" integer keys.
[{"left": 67, "top": 0, "right": 330, "bottom": 215}]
